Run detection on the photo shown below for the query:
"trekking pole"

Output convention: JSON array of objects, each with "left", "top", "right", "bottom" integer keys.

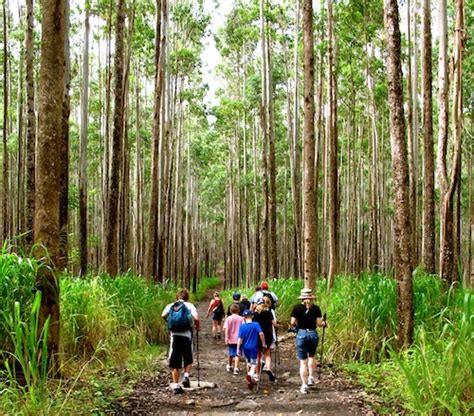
[
  {"left": 256, "top": 354, "right": 264, "bottom": 393},
  {"left": 196, "top": 329, "right": 201, "bottom": 387},
  {"left": 274, "top": 328, "right": 280, "bottom": 377},
  {"left": 318, "top": 313, "right": 327, "bottom": 380}
]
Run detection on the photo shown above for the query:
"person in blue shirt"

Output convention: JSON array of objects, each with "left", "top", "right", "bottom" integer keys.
[{"left": 237, "top": 309, "right": 267, "bottom": 390}]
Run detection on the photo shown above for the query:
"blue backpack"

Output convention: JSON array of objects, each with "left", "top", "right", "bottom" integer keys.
[{"left": 167, "top": 301, "right": 193, "bottom": 332}]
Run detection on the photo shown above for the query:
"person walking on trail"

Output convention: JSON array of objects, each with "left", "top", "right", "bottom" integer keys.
[
  {"left": 237, "top": 309, "right": 267, "bottom": 390},
  {"left": 290, "top": 288, "right": 327, "bottom": 394},
  {"left": 161, "top": 289, "right": 200, "bottom": 394},
  {"left": 223, "top": 303, "right": 244, "bottom": 374},
  {"left": 226, "top": 292, "right": 246, "bottom": 316},
  {"left": 240, "top": 294, "right": 251, "bottom": 310},
  {"left": 251, "top": 281, "right": 279, "bottom": 311},
  {"left": 206, "top": 291, "right": 225, "bottom": 340},
  {"left": 253, "top": 299, "right": 277, "bottom": 382}
]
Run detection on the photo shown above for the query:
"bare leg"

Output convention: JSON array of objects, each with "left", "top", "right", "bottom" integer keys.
[
  {"left": 234, "top": 355, "right": 240, "bottom": 369},
  {"left": 171, "top": 368, "right": 180, "bottom": 384},
  {"left": 308, "top": 356, "right": 316, "bottom": 379},
  {"left": 184, "top": 363, "right": 192, "bottom": 375},
  {"left": 264, "top": 349, "right": 272, "bottom": 371},
  {"left": 299, "top": 359, "right": 308, "bottom": 385}
]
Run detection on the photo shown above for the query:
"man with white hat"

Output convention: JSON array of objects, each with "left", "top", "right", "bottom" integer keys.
[{"left": 290, "top": 287, "right": 327, "bottom": 394}]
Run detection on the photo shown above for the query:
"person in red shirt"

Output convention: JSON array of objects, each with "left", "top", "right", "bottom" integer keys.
[{"left": 206, "top": 291, "right": 225, "bottom": 340}]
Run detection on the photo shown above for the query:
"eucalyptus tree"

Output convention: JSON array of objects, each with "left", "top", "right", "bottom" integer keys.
[
  {"left": 35, "top": 0, "right": 66, "bottom": 363},
  {"left": 383, "top": 0, "right": 414, "bottom": 348}
]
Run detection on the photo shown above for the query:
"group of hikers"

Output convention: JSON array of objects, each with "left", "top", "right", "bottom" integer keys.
[{"left": 161, "top": 282, "right": 327, "bottom": 395}]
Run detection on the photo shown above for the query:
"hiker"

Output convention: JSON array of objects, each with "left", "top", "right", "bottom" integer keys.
[
  {"left": 223, "top": 303, "right": 244, "bottom": 374},
  {"left": 240, "top": 294, "right": 251, "bottom": 310},
  {"left": 290, "top": 288, "right": 327, "bottom": 394},
  {"left": 161, "top": 289, "right": 200, "bottom": 394},
  {"left": 249, "top": 285, "right": 261, "bottom": 311},
  {"left": 253, "top": 299, "right": 277, "bottom": 381},
  {"left": 226, "top": 292, "right": 245, "bottom": 316},
  {"left": 206, "top": 291, "right": 225, "bottom": 340},
  {"left": 237, "top": 309, "right": 267, "bottom": 390},
  {"left": 251, "top": 281, "right": 279, "bottom": 311}
]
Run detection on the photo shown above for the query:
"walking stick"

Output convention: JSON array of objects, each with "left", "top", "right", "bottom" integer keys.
[
  {"left": 196, "top": 329, "right": 201, "bottom": 387},
  {"left": 274, "top": 328, "right": 280, "bottom": 377},
  {"left": 255, "top": 353, "right": 265, "bottom": 393},
  {"left": 318, "top": 313, "right": 327, "bottom": 380}
]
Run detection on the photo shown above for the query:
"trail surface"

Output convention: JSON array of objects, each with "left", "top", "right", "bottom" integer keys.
[{"left": 113, "top": 288, "right": 377, "bottom": 415}]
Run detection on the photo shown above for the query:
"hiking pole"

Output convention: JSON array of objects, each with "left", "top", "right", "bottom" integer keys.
[
  {"left": 196, "top": 329, "right": 201, "bottom": 387},
  {"left": 255, "top": 354, "right": 264, "bottom": 393},
  {"left": 318, "top": 313, "right": 327, "bottom": 380}
]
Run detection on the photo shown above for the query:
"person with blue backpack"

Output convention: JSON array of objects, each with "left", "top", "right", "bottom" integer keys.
[{"left": 162, "top": 289, "right": 200, "bottom": 394}]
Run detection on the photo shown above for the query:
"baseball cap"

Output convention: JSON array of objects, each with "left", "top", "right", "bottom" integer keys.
[
  {"left": 232, "top": 292, "right": 241, "bottom": 301},
  {"left": 242, "top": 309, "right": 253, "bottom": 317},
  {"left": 261, "top": 281, "right": 269, "bottom": 290}
]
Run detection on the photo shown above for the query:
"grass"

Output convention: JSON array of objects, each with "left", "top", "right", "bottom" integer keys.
[
  {"left": 219, "top": 271, "right": 473, "bottom": 415},
  {"left": 0, "top": 255, "right": 221, "bottom": 414}
]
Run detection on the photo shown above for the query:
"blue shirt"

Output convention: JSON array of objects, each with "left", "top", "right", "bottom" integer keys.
[{"left": 238, "top": 321, "right": 263, "bottom": 351}]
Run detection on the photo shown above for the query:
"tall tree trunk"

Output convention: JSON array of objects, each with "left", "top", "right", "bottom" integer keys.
[
  {"left": 79, "top": 3, "right": 90, "bottom": 276},
  {"left": 438, "top": 0, "right": 464, "bottom": 283},
  {"left": 105, "top": 0, "right": 125, "bottom": 276},
  {"left": 145, "top": 0, "right": 164, "bottom": 279},
  {"left": 421, "top": 0, "right": 435, "bottom": 273},
  {"left": 327, "top": 0, "right": 338, "bottom": 288},
  {"left": 58, "top": 0, "right": 70, "bottom": 270},
  {"left": 384, "top": 0, "right": 414, "bottom": 349},
  {"left": 2, "top": 0, "right": 9, "bottom": 243},
  {"left": 35, "top": 0, "right": 66, "bottom": 366},
  {"left": 302, "top": 0, "right": 316, "bottom": 290},
  {"left": 25, "top": 0, "right": 36, "bottom": 249}
]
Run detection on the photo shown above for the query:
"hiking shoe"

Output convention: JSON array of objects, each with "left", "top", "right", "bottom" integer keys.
[
  {"left": 246, "top": 374, "right": 254, "bottom": 390},
  {"left": 307, "top": 376, "right": 315, "bottom": 386},
  {"left": 226, "top": 364, "right": 233, "bottom": 373},
  {"left": 300, "top": 384, "right": 309, "bottom": 394},
  {"left": 182, "top": 375, "right": 190, "bottom": 388},
  {"left": 218, "top": 333, "right": 222, "bottom": 339},
  {"left": 252, "top": 374, "right": 259, "bottom": 383},
  {"left": 173, "top": 385, "right": 184, "bottom": 394},
  {"left": 267, "top": 370, "right": 276, "bottom": 381},
  {"left": 233, "top": 367, "right": 240, "bottom": 375}
]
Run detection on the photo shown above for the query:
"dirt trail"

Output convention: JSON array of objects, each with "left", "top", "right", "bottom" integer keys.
[{"left": 113, "top": 288, "right": 377, "bottom": 415}]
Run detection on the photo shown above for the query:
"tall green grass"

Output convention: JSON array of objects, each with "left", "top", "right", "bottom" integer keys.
[
  {"left": 222, "top": 272, "right": 473, "bottom": 414},
  {"left": 0, "top": 258, "right": 221, "bottom": 414}
]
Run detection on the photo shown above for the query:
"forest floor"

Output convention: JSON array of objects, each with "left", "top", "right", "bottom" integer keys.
[{"left": 112, "top": 287, "right": 378, "bottom": 415}]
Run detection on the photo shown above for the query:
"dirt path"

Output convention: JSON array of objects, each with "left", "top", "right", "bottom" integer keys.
[{"left": 113, "top": 288, "right": 377, "bottom": 415}]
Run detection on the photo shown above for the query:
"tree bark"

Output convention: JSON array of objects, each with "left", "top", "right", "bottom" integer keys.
[
  {"left": 327, "top": 0, "right": 338, "bottom": 288},
  {"left": 421, "top": 0, "right": 435, "bottom": 273},
  {"left": 383, "top": 0, "right": 414, "bottom": 349},
  {"left": 105, "top": 0, "right": 125, "bottom": 276},
  {"left": 25, "top": 0, "right": 36, "bottom": 249},
  {"left": 58, "top": 0, "right": 70, "bottom": 271},
  {"left": 2, "top": 0, "right": 9, "bottom": 243},
  {"left": 145, "top": 0, "right": 164, "bottom": 279},
  {"left": 302, "top": 0, "right": 316, "bottom": 290},
  {"left": 35, "top": 0, "right": 66, "bottom": 365},
  {"left": 79, "top": 3, "right": 90, "bottom": 276}
]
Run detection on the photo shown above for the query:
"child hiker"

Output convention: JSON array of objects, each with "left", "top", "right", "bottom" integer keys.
[
  {"left": 237, "top": 309, "right": 267, "bottom": 390},
  {"left": 253, "top": 298, "right": 277, "bottom": 381},
  {"left": 223, "top": 303, "right": 244, "bottom": 374}
]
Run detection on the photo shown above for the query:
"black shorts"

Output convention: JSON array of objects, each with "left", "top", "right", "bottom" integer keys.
[{"left": 169, "top": 335, "right": 193, "bottom": 369}]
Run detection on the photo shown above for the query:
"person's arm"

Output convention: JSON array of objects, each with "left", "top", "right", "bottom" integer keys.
[
  {"left": 290, "top": 316, "right": 298, "bottom": 328},
  {"left": 206, "top": 300, "right": 213, "bottom": 318},
  {"left": 224, "top": 325, "right": 229, "bottom": 344},
  {"left": 189, "top": 304, "right": 201, "bottom": 331},
  {"left": 316, "top": 317, "right": 327, "bottom": 328},
  {"left": 161, "top": 304, "right": 170, "bottom": 320},
  {"left": 237, "top": 337, "right": 242, "bottom": 356},
  {"left": 259, "top": 331, "right": 267, "bottom": 350}
]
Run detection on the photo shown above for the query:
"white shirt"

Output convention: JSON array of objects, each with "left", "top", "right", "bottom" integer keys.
[{"left": 162, "top": 300, "right": 199, "bottom": 339}]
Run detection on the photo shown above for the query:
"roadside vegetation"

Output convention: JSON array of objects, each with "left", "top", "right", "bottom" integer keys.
[
  {"left": 0, "top": 252, "right": 220, "bottom": 414},
  {"left": 221, "top": 271, "right": 473, "bottom": 415}
]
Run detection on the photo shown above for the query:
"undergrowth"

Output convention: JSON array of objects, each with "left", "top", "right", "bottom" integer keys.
[
  {"left": 0, "top": 253, "right": 220, "bottom": 414},
  {"left": 222, "top": 271, "right": 473, "bottom": 415}
]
